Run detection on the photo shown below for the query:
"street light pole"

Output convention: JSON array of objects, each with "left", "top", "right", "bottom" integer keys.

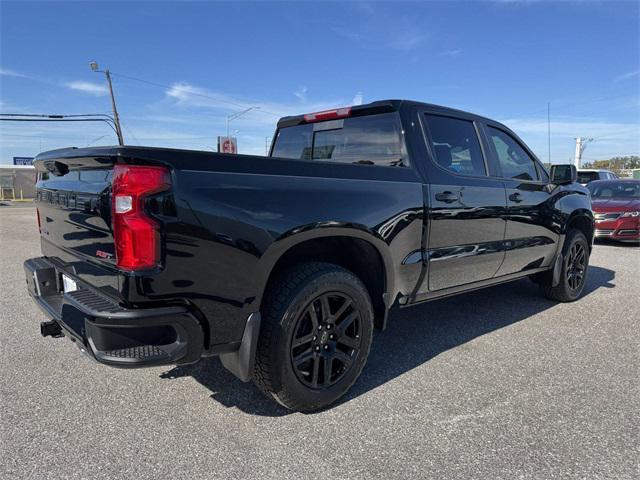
[
  {"left": 226, "top": 106, "right": 259, "bottom": 139},
  {"left": 90, "top": 61, "right": 124, "bottom": 146}
]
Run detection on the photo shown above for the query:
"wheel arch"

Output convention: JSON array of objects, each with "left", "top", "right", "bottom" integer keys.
[
  {"left": 256, "top": 227, "right": 395, "bottom": 330},
  {"left": 565, "top": 210, "right": 595, "bottom": 251}
]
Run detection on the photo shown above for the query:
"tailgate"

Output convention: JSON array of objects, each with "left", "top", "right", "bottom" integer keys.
[{"left": 34, "top": 150, "right": 118, "bottom": 295}]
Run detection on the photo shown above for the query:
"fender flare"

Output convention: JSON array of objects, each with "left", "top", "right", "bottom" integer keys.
[
  {"left": 253, "top": 225, "right": 397, "bottom": 314},
  {"left": 563, "top": 209, "right": 595, "bottom": 245}
]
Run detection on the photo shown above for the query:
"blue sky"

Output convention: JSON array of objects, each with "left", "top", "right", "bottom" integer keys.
[{"left": 1, "top": 0, "right": 638, "bottom": 164}]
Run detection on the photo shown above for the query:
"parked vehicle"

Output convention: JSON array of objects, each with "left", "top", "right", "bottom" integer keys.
[
  {"left": 24, "top": 100, "right": 594, "bottom": 411},
  {"left": 577, "top": 168, "right": 618, "bottom": 185},
  {"left": 587, "top": 179, "right": 640, "bottom": 242}
]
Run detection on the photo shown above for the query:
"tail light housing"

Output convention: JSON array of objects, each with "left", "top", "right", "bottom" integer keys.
[{"left": 111, "top": 164, "right": 171, "bottom": 271}]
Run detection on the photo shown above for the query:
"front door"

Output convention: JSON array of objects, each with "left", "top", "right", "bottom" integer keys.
[
  {"left": 483, "top": 124, "right": 559, "bottom": 275},
  {"left": 420, "top": 113, "right": 507, "bottom": 292}
]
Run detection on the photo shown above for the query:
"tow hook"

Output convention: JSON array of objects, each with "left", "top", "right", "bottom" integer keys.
[{"left": 40, "top": 320, "right": 63, "bottom": 338}]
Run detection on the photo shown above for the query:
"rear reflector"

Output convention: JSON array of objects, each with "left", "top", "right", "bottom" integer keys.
[
  {"left": 112, "top": 165, "right": 171, "bottom": 271},
  {"left": 36, "top": 207, "right": 41, "bottom": 233},
  {"left": 303, "top": 107, "right": 352, "bottom": 123}
]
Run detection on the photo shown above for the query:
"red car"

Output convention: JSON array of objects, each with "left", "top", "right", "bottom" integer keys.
[{"left": 587, "top": 179, "right": 640, "bottom": 243}]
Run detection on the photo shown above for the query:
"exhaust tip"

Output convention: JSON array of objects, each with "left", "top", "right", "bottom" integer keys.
[{"left": 40, "top": 320, "right": 63, "bottom": 338}]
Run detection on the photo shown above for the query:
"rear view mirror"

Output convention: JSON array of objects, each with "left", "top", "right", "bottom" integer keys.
[{"left": 550, "top": 164, "right": 577, "bottom": 185}]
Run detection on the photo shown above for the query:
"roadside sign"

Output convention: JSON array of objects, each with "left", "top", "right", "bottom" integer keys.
[
  {"left": 217, "top": 137, "right": 237, "bottom": 154},
  {"left": 13, "top": 157, "right": 34, "bottom": 166}
]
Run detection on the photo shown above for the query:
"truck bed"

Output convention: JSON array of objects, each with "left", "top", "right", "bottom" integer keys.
[{"left": 33, "top": 145, "right": 424, "bottom": 351}]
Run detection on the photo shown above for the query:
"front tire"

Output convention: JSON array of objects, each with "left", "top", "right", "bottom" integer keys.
[
  {"left": 541, "top": 229, "right": 590, "bottom": 302},
  {"left": 253, "top": 262, "right": 374, "bottom": 412}
]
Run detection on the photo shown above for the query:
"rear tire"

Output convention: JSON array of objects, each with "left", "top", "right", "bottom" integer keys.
[
  {"left": 253, "top": 262, "right": 374, "bottom": 412},
  {"left": 541, "top": 229, "right": 590, "bottom": 302}
]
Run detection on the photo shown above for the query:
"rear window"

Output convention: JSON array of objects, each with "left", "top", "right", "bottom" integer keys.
[
  {"left": 577, "top": 171, "right": 600, "bottom": 184},
  {"left": 271, "top": 112, "right": 408, "bottom": 167}
]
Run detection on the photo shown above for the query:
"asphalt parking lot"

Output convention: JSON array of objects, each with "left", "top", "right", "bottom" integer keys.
[{"left": 1, "top": 204, "right": 638, "bottom": 480}]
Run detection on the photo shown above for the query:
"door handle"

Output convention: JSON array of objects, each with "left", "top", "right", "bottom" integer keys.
[
  {"left": 435, "top": 191, "right": 459, "bottom": 203},
  {"left": 509, "top": 192, "right": 523, "bottom": 203}
]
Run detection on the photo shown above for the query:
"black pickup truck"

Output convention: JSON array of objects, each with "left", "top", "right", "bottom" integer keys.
[{"left": 25, "top": 100, "right": 593, "bottom": 411}]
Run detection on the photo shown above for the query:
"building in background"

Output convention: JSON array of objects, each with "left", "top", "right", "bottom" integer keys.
[{"left": 0, "top": 165, "right": 36, "bottom": 200}]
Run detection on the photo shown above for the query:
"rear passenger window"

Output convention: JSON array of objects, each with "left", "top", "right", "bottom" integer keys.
[
  {"left": 488, "top": 127, "right": 539, "bottom": 181},
  {"left": 271, "top": 112, "right": 407, "bottom": 167},
  {"left": 423, "top": 115, "right": 486, "bottom": 176}
]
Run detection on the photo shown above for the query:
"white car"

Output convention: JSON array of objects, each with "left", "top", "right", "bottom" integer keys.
[{"left": 577, "top": 169, "right": 618, "bottom": 185}]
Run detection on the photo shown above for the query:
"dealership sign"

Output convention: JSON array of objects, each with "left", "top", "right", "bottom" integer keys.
[
  {"left": 13, "top": 157, "right": 34, "bottom": 166},
  {"left": 217, "top": 137, "right": 237, "bottom": 154}
]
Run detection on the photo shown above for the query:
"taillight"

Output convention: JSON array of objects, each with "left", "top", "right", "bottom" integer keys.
[
  {"left": 36, "top": 207, "right": 41, "bottom": 233},
  {"left": 303, "top": 107, "right": 352, "bottom": 123},
  {"left": 111, "top": 164, "right": 171, "bottom": 271}
]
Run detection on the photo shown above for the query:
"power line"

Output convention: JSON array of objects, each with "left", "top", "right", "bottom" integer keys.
[
  {"left": 119, "top": 119, "right": 139, "bottom": 144},
  {"left": 109, "top": 71, "right": 282, "bottom": 117},
  {"left": 591, "top": 128, "right": 640, "bottom": 141},
  {"left": 0, "top": 117, "right": 119, "bottom": 136},
  {"left": 2, "top": 133, "right": 113, "bottom": 140}
]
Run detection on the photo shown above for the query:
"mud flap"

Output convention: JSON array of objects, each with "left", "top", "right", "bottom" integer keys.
[
  {"left": 219, "top": 312, "right": 261, "bottom": 382},
  {"left": 552, "top": 252, "right": 563, "bottom": 287}
]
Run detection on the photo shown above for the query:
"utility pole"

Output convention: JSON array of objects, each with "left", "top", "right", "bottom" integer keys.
[
  {"left": 573, "top": 137, "right": 593, "bottom": 168},
  {"left": 547, "top": 102, "right": 551, "bottom": 164},
  {"left": 265, "top": 136, "right": 271, "bottom": 156},
  {"left": 89, "top": 61, "right": 124, "bottom": 146}
]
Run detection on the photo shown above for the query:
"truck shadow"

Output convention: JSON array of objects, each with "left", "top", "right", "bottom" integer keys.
[{"left": 160, "top": 265, "right": 615, "bottom": 417}]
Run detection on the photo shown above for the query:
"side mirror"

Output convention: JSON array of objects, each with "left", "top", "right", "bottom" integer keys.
[{"left": 550, "top": 164, "right": 577, "bottom": 185}]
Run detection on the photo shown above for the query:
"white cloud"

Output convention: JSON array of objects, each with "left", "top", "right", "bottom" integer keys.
[
  {"left": 439, "top": 49, "right": 463, "bottom": 57},
  {"left": 501, "top": 116, "right": 640, "bottom": 162},
  {"left": 503, "top": 117, "right": 639, "bottom": 137},
  {"left": 388, "top": 29, "right": 426, "bottom": 51},
  {"left": 65, "top": 81, "right": 108, "bottom": 96},
  {"left": 613, "top": 69, "right": 640, "bottom": 83},
  {"left": 294, "top": 86, "right": 308, "bottom": 102},
  {"left": 353, "top": 92, "right": 364, "bottom": 105},
  {"left": 0, "top": 67, "right": 28, "bottom": 78},
  {"left": 165, "top": 82, "right": 242, "bottom": 107},
  {"left": 164, "top": 81, "right": 348, "bottom": 122}
]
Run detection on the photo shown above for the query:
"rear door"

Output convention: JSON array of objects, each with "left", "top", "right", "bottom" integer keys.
[
  {"left": 483, "top": 124, "right": 559, "bottom": 275},
  {"left": 419, "top": 113, "right": 507, "bottom": 292}
]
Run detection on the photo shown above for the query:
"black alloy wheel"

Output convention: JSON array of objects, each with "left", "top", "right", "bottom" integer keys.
[
  {"left": 253, "top": 262, "right": 374, "bottom": 412},
  {"left": 540, "top": 228, "right": 590, "bottom": 302},
  {"left": 290, "top": 292, "right": 362, "bottom": 389},
  {"left": 566, "top": 242, "right": 587, "bottom": 292}
]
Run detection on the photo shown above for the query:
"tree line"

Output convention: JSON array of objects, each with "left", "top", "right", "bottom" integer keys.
[{"left": 582, "top": 156, "right": 640, "bottom": 174}]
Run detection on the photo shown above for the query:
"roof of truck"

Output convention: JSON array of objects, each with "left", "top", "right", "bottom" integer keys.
[{"left": 276, "top": 99, "right": 496, "bottom": 128}]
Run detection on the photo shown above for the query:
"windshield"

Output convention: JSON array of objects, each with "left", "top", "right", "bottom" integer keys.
[{"left": 587, "top": 181, "right": 640, "bottom": 199}]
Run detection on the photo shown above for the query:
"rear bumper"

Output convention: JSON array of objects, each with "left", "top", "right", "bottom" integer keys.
[{"left": 24, "top": 257, "right": 204, "bottom": 368}]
